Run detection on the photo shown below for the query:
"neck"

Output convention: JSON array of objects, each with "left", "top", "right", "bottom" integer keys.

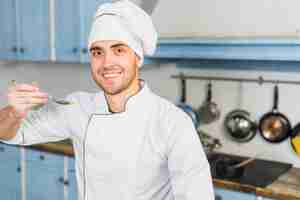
[{"left": 105, "top": 79, "right": 141, "bottom": 113}]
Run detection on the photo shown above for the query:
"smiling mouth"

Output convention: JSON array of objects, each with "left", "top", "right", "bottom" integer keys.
[{"left": 102, "top": 72, "right": 122, "bottom": 79}]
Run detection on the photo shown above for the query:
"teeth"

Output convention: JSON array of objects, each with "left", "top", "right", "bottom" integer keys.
[{"left": 103, "top": 73, "right": 121, "bottom": 78}]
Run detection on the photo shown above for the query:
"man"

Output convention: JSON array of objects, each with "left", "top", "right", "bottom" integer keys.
[{"left": 0, "top": 0, "right": 214, "bottom": 199}]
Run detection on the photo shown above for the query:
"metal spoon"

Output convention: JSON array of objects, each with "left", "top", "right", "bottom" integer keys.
[
  {"left": 48, "top": 95, "right": 73, "bottom": 105},
  {"left": 10, "top": 80, "right": 73, "bottom": 106}
]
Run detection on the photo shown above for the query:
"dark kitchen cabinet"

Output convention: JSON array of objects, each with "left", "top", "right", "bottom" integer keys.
[{"left": 0, "top": 0, "right": 49, "bottom": 61}]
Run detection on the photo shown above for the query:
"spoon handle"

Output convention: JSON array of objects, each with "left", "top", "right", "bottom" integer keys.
[{"left": 232, "top": 157, "right": 256, "bottom": 169}]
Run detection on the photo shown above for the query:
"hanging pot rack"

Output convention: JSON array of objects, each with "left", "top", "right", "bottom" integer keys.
[{"left": 171, "top": 74, "right": 300, "bottom": 85}]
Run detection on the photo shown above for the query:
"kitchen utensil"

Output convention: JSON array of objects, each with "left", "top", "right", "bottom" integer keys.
[
  {"left": 215, "top": 157, "right": 245, "bottom": 179},
  {"left": 48, "top": 95, "right": 73, "bottom": 105},
  {"left": 197, "top": 81, "right": 221, "bottom": 124},
  {"left": 10, "top": 80, "right": 73, "bottom": 106},
  {"left": 209, "top": 152, "right": 293, "bottom": 187},
  {"left": 224, "top": 82, "right": 257, "bottom": 142},
  {"left": 290, "top": 122, "right": 300, "bottom": 157},
  {"left": 231, "top": 157, "right": 256, "bottom": 169},
  {"left": 197, "top": 129, "right": 222, "bottom": 154},
  {"left": 176, "top": 74, "right": 200, "bottom": 128},
  {"left": 216, "top": 154, "right": 258, "bottom": 179},
  {"left": 259, "top": 84, "right": 292, "bottom": 143}
]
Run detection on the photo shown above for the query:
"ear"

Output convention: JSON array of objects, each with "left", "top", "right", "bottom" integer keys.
[{"left": 135, "top": 54, "right": 143, "bottom": 68}]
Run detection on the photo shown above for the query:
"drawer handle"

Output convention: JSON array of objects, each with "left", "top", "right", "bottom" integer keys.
[
  {"left": 81, "top": 48, "right": 88, "bottom": 54},
  {"left": 58, "top": 177, "right": 69, "bottom": 186},
  {"left": 72, "top": 47, "right": 78, "bottom": 53},
  {"left": 0, "top": 147, "right": 5, "bottom": 152},
  {"left": 19, "top": 47, "right": 25, "bottom": 53},
  {"left": 11, "top": 46, "right": 17, "bottom": 52},
  {"left": 39, "top": 155, "right": 45, "bottom": 160},
  {"left": 17, "top": 166, "right": 21, "bottom": 173}
]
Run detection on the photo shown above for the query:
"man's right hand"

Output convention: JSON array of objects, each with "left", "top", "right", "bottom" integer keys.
[{"left": 7, "top": 82, "right": 49, "bottom": 119}]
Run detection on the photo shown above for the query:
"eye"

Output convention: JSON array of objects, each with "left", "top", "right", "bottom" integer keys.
[
  {"left": 91, "top": 50, "right": 103, "bottom": 57},
  {"left": 114, "top": 47, "right": 126, "bottom": 55}
]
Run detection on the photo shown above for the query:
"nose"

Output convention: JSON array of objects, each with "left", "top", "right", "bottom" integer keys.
[{"left": 103, "top": 51, "right": 115, "bottom": 66}]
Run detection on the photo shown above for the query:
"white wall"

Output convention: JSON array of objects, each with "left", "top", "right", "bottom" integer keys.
[
  {"left": 152, "top": 0, "right": 300, "bottom": 37},
  {"left": 1, "top": 61, "right": 300, "bottom": 167}
]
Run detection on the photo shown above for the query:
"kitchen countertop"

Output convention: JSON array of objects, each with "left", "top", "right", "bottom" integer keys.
[{"left": 31, "top": 141, "right": 300, "bottom": 200}]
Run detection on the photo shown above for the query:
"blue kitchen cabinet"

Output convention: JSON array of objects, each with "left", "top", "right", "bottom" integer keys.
[
  {"left": 0, "top": 142, "right": 20, "bottom": 163},
  {"left": 55, "top": 0, "right": 81, "bottom": 62},
  {"left": 0, "top": 164, "right": 21, "bottom": 200},
  {"left": 0, "top": 0, "right": 49, "bottom": 61},
  {"left": 0, "top": 143, "right": 21, "bottom": 200},
  {"left": 0, "top": 0, "right": 18, "bottom": 60},
  {"left": 68, "top": 157, "right": 78, "bottom": 200},
  {"left": 25, "top": 148, "right": 65, "bottom": 200},
  {"left": 17, "top": 0, "right": 49, "bottom": 61},
  {"left": 55, "top": 0, "right": 111, "bottom": 63},
  {"left": 79, "top": 0, "right": 112, "bottom": 63},
  {"left": 214, "top": 187, "right": 256, "bottom": 200}
]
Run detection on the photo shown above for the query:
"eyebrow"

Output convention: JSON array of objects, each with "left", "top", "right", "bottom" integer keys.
[
  {"left": 89, "top": 43, "right": 128, "bottom": 52},
  {"left": 111, "top": 43, "right": 128, "bottom": 48},
  {"left": 89, "top": 46, "right": 102, "bottom": 52}
]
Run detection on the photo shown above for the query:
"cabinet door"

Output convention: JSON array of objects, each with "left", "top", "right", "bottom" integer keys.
[
  {"left": 26, "top": 150, "right": 65, "bottom": 200},
  {"left": 79, "top": 0, "right": 111, "bottom": 63},
  {"left": 0, "top": 143, "right": 20, "bottom": 163},
  {"left": 0, "top": 144, "right": 21, "bottom": 200},
  {"left": 0, "top": 165, "right": 20, "bottom": 200},
  {"left": 0, "top": 0, "right": 17, "bottom": 60},
  {"left": 214, "top": 187, "right": 256, "bottom": 200},
  {"left": 17, "top": 0, "right": 49, "bottom": 61},
  {"left": 68, "top": 158, "right": 78, "bottom": 200},
  {"left": 55, "top": 0, "right": 81, "bottom": 62}
]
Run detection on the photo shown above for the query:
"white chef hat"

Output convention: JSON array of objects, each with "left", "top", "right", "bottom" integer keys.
[{"left": 88, "top": 0, "right": 158, "bottom": 67}]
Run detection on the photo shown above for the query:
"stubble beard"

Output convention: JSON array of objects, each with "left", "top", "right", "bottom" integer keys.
[{"left": 93, "top": 70, "right": 138, "bottom": 96}]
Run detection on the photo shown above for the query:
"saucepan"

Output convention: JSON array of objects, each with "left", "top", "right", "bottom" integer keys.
[
  {"left": 224, "top": 82, "right": 257, "bottom": 142},
  {"left": 259, "top": 85, "right": 292, "bottom": 143},
  {"left": 176, "top": 74, "right": 200, "bottom": 128},
  {"left": 197, "top": 81, "right": 221, "bottom": 124}
]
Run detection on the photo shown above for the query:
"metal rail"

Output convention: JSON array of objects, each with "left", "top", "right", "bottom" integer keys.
[{"left": 171, "top": 74, "right": 300, "bottom": 85}]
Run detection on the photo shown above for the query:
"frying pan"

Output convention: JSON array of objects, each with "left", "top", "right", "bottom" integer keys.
[
  {"left": 290, "top": 122, "right": 300, "bottom": 157},
  {"left": 176, "top": 75, "right": 200, "bottom": 128},
  {"left": 259, "top": 85, "right": 292, "bottom": 143},
  {"left": 224, "top": 82, "right": 257, "bottom": 142},
  {"left": 197, "top": 82, "right": 221, "bottom": 124}
]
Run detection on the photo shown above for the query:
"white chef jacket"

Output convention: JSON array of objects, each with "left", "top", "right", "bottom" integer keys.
[{"left": 3, "top": 82, "right": 214, "bottom": 200}]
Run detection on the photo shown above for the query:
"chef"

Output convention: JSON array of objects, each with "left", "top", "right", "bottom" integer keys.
[{"left": 0, "top": 0, "right": 214, "bottom": 199}]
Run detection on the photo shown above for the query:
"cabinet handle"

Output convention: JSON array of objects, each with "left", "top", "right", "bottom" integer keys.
[
  {"left": 11, "top": 46, "right": 18, "bottom": 53},
  {"left": 39, "top": 155, "right": 45, "bottom": 160},
  {"left": 19, "top": 47, "right": 25, "bottom": 53},
  {"left": 17, "top": 166, "right": 21, "bottom": 173},
  {"left": 215, "top": 195, "right": 222, "bottom": 200},
  {"left": 0, "top": 147, "right": 5, "bottom": 152},
  {"left": 81, "top": 48, "right": 88, "bottom": 54},
  {"left": 72, "top": 47, "right": 78, "bottom": 54},
  {"left": 58, "top": 177, "right": 69, "bottom": 186}
]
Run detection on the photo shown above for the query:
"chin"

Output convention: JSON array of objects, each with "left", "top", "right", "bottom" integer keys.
[{"left": 103, "top": 87, "right": 124, "bottom": 95}]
